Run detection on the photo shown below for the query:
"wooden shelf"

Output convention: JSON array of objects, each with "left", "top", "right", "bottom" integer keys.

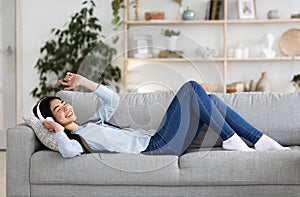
[
  {"left": 125, "top": 19, "right": 300, "bottom": 26},
  {"left": 123, "top": 0, "right": 300, "bottom": 93},
  {"left": 125, "top": 20, "right": 225, "bottom": 25},
  {"left": 126, "top": 57, "right": 225, "bottom": 62},
  {"left": 227, "top": 18, "right": 300, "bottom": 24},
  {"left": 126, "top": 57, "right": 300, "bottom": 62},
  {"left": 227, "top": 57, "right": 300, "bottom": 61}
]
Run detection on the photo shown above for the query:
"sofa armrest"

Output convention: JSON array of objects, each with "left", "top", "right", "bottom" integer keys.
[{"left": 6, "top": 124, "right": 42, "bottom": 197}]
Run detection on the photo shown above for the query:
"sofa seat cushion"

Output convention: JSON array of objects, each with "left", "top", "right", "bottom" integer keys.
[
  {"left": 31, "top": 149, "right": 300, "bottom": 186},
  {"left": 179, "top": 148, "right": 300, "bottom": 185},
  {"left": 30, "top": 150, "right": 179, "bottom": 185}
]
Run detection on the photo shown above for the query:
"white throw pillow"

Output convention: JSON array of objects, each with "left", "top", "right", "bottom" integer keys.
[{"left": 23, "top": 115, "right": 59, "bottom": 151}]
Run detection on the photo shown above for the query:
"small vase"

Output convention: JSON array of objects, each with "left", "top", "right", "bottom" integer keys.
[
  {"left": 249, "top": 79, "right": 255, "bottom": 91},
  {"left": 167, "top": 36, "right": 178, "bottom": 51},
  {"left": 255, "top": 72, "right": 271, "bottom": 92},
  {"left": 182, "top": 6, "right": 195, "bottom": 20},
  {"left": 267, "top": 10, "right": 280, "bottom": 19},
  {"left": 177, "top": 6, "right": 184, "bottom": 20}
]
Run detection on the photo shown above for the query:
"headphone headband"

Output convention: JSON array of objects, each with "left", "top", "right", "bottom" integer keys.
[{"left": 36, "top": 98, "right": 46, "bottom": 122}]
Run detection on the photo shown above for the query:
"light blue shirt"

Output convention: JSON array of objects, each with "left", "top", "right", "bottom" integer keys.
[{"left": 56, "top": 85, "right": 151, "bottom": 158}]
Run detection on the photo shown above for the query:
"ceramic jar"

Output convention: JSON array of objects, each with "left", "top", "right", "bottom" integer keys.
[
  {"left": 267, "top": 10, "right": 280, "bottom": 19},
  {"left": 182, "top": 6, "right": 195, "bottom": 20},
  {"left": 255, "top": 72, "right": 271, "bottom": 92},
  {"left": 242, "top": 47, "right": 249, "bottom": 58},
  {"left": 167, "top": 36, "right": 179, "bottom": 51},
  {"left": 234, "top": 47, "right": 242, "bottom": 58}
]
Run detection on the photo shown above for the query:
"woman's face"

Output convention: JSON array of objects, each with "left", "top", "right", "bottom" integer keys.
[{"left": 49, "top": 99, "right": 76, "bottom": 125}]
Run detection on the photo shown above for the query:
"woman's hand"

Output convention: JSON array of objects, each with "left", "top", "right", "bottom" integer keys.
[
  {"left": 59, "top": 71, "right": 99, "bottom": 91},
  {"left": 58, "top": 72, "right": 82, "bottom": 90},
  {"left": 43, "top": 119, "right": 64, "bottom": 133}
]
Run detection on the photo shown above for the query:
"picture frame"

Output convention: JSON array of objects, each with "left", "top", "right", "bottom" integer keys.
[
  {"left": 132, "top": 35, "right": 153, "bottom": 58},
  {"left": 238, "top": 0, "right": 256, "bottom": 19}
]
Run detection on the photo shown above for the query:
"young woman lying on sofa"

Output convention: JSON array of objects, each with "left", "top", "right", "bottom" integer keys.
[{"left": 33, "top": 72, "right": 290, "bottom": 158}]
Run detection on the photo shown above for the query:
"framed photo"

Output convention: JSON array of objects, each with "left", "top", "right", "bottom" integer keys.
[
  {"left": 238, "top": 0, "right": 256, "bottom": 19},
  {"left": 132, "top": 35, "right": 153, "bottom": 58}
]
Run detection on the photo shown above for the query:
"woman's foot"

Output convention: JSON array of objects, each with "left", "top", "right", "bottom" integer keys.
[
  {"left": 222, "top": 133, "right": 255, "bottom": 152},
  {"left": 254, "top": 134, "right": 291, "bottom": 151}
]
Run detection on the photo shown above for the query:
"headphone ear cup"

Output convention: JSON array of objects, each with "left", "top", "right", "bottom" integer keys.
[{"left": 46, "top": 117, "right": 54, "bottom": 122}]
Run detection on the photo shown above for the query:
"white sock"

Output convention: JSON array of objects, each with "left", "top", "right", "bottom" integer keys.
[
  {"left": 254, "top": 134, "right": 291, "bottom": 151},
  {"left": 222, "top": 133, "right": 255, "bottom": 152}
]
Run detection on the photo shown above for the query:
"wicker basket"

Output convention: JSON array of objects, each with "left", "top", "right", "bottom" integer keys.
[
  {"left": 145, "top": 12, "right": 165, "bottom": 20},
  {"left": 279, "top": 28, "right": 300, "bottom": 57}
]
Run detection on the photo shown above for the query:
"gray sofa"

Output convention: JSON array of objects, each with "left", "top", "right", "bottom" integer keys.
[{"left": 7, "top": 89, "right": 300, "bottom": 197}]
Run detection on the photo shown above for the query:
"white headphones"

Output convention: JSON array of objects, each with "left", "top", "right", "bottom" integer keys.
[{"left": 36, "top": 98, "right": 54, "bottom": 122}]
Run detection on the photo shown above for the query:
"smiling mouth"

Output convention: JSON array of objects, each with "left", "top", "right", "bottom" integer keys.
[{"left": 65, "top": 111, "right": 73, "bottom": 118}]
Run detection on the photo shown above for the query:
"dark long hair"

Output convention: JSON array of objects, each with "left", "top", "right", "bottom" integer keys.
[
  {"left": 33, "top": 96, "right": 123, "bottom": 153},
  {"left": 33, "top": 96, "right": 90, "bottom": 153},
  {"left": 33, "top": 96, "right": 60, "bottom": 122}
]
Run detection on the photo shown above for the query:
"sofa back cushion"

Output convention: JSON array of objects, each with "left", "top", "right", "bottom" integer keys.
[
  {"left": 56, "top": 90, "right": 175, "bottom": 131},
  {"left": 191, "top": 92, "right": 300, "bottom": 147},
  {"left": 57, "top": 90, "right": 300, "bottom": 147},
  {"left": 217, "top": 92, "right": 300, "bottom": 146}
]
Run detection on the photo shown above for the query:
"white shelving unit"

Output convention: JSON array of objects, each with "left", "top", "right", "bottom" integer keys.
[{"left": 123, "top": 0, "right": 300, "bottom": 93}]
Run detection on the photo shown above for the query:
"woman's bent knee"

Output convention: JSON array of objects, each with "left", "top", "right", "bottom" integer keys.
[
  {"left": 208, "top": 94, "right": 217, "bottom": 100},
  {"left": 188, "top": 80, "right": 199, "bottom": 87},
  {"left": 178, "top": 81, "right": 206, "bottom": 95}
]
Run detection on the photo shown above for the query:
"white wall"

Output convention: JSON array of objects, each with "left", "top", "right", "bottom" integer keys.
[
  {"left": 21, "top": 0, "right": 112, "bottom": 116},
  {"left": 0, "top": 0, "right": 3, "bottom": 128},
  {"left": 21, "top": 0, "right": 300, "bottom": 117}
]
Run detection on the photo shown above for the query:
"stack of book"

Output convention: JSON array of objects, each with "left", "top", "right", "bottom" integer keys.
[
  {"left": 158, "top": 50, "right": 184, "bottom": 58},
  {"left": 205, "top": 0, "right": 224, "bottom": 20},
  {"left": 291, "top": 13, "right": 300, "bottom": 19}
]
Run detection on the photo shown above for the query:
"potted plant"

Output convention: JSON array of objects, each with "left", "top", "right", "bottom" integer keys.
[
  {"left": 111, "top": 0, "right": 125, "bottom": 31},
  {"left": 161, "top": 28, "right": 181, "bottom": 51},
  {"left": 31, "top": 0, "right": 121, "bottom": 98},
  {"left": 292, "top": 74, "right": 300, "bottom": 92},
  {"left": 111, "top": 0, "right": 137, "bottom": 31}
]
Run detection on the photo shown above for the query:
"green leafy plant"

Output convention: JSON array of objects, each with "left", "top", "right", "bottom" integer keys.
[
  {"left": 161, "top": 28, "right": 181, "bottom": 37},
  {"left": 292, "top": 74, "right": 300, "bottom": 88},
  {"left": 292, "top": 74, "right": 300, "bottom": 92},
  {"left": 292, "top": 74, "right": 300, "bottom": 83},
  {"left": 31, "top": 0, "right": 121, "bottom": 98},
  {"left": 111, "top": 0, "right": 137, "bottom": 31},
  {"left": 111, "top": 0, "right": 125, "bottom": 31}
]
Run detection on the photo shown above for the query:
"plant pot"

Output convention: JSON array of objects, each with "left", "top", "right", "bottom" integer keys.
[
  {"left": 294, "top": 82, "right": 300, "bottom": 92},
  {"left": 167, "top": 36, "right": 178, "bottom": 51}
]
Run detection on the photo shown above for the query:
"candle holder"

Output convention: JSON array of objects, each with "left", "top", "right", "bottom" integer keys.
[{"left": 134, "top": 0, "right": 139, "bottom": 21}]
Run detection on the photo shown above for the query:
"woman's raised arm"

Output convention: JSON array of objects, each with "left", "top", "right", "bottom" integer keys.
[
  {"left": 59, "top": 72, "right": 120, "bottom": 121},
  {"left": 58, "top": 72, "right": 99, "bottom": 91}
]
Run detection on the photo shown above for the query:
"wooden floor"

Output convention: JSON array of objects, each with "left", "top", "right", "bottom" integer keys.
[{"left": 0, "top": 151, "right": 6, "bottom": 197}]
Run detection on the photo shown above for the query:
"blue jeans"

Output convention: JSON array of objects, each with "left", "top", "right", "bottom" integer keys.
[{"left": 143, "top": 81, "right": 263, "bottom": 156}]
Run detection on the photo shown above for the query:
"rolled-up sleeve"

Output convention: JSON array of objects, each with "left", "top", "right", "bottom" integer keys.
[
  {"left": 93, "top": 85, "right": 120, "bottom": 121},
  {"left": 56, "top": 131, "right": 84, "bottom": 158}
]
